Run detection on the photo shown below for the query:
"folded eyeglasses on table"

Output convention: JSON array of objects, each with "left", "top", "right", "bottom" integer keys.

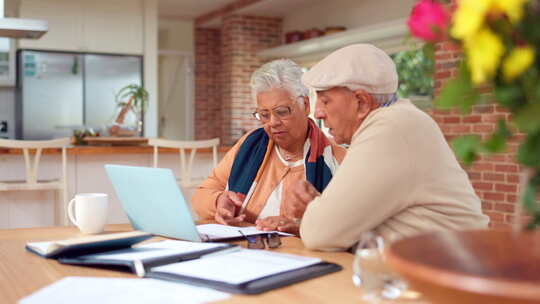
[{"left": 238, "top": 230, "right": 282, "bottom": 249}]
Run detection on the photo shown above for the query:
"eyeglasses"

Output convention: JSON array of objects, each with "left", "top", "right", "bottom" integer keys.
[
  {"left": 252, "top": 106, "right": 292, "bottom": 122},
  {"left": 238, "top": 231, "right": 282, "bottom": 249}
]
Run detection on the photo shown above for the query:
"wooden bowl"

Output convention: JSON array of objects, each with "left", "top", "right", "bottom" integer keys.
[{"left": 386, "top": 230, "right": 540, "bottom": 304}]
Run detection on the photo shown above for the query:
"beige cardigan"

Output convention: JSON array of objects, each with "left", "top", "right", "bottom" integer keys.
[{"left": 300, "top": 99, "right": 489, "bottom": 251}]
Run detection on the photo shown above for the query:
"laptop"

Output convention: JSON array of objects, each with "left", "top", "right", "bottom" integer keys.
[
  {"left": 105, "top": 164, "right": 291, "bottom": 242},
  {"left": 105, "top": 164, "right": 204, "bottom": 242}
]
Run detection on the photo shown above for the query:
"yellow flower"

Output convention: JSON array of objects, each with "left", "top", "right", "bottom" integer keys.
[
  {"left": 451, "top": 0, "right": 529, "bottom": 41},
  {"left": 451, "top": 0, "right": 491, "bottom": 40},
  {"left": 492, "top": 0, "right": 528, "bottom": 23},
  {"left": 465, "top": 28, "right": 505, "bottom": 84},
  {"left": 503, "top": 46, "right": 535, "bottom": 82}
]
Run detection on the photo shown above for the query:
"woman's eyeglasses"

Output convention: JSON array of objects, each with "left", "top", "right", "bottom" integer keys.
[
  {"left": 252, "top": 106, "right": 292, "bottom": 122},
  {"left": 238, "top": 230, "right": 282, "bottom": 249}
]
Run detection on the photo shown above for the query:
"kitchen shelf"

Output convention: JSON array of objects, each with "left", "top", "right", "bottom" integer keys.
[{"left": 257, "top": 18, "right": 416, "bottom": 64}]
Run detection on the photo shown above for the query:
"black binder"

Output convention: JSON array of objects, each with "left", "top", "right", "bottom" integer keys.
[{"left": 25, "top": 231, "right": 153, "bottom": 259}]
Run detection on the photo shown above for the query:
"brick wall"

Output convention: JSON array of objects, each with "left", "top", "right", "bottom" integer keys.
[
  {"left": 431, "top": 41, "right": 522, "bottom": 228},
  {"left": 195, "top": 15, "right": 282, "bottom": 144},
  {"left": 220, "top": 15, "right": 282, "bottom": 145},
  {"left": 194, "top": 28, "right": 222, "bottom": 140}
]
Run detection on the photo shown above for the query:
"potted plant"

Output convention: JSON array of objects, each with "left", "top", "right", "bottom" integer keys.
[
  {"left": 109, "top": 84, "right": 149, "bottom": 137},
  {"left": 386, "top": 1, "right": 540, "bottom": 303}
]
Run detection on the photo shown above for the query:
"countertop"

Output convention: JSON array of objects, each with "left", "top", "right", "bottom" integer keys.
[{"left": 0, "top": 145, "right": 232, "bottom": 155}]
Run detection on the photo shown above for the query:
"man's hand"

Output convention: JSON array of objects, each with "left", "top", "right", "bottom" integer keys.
[
  {"left": 215, "top": 191, "right": 245, "bottom": 225},
  {"left": 285, "top": 180, "right": 320, "bottom": 218},
  {"left": 256, "top": 216, "right": 300, "bottom": 235}
]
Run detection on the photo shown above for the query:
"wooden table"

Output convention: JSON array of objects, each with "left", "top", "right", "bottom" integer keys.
[{"left": 0, "top": 224, "right": 423, "bottom": 303}]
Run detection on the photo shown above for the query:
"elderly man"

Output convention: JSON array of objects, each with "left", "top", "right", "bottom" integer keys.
[
  {"left": 192, "top": 59, "right": 345, "bottom": 234},
  {"left": 288, "top": 44, "right": 489, "bottom": 251}
]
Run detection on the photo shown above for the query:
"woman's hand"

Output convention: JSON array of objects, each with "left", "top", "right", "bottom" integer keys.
[
  {"left": 215, "top": 191, "right": 246, "bottom": 225},
  {"left": 256, "top": 216, "right": 300, "bottom": 235}
]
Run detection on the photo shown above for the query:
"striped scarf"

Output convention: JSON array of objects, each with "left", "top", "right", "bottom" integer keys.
[{"left": 228, "top": 119, "right": 337, "bottom": 200}]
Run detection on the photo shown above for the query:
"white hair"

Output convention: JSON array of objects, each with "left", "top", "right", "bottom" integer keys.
[{"left": 250, "top": 59, "right": 309, "bottom": 108}]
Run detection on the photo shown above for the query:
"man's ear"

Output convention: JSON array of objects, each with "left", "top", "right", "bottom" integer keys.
[
  {"left": 353, "top": 89, "right": 375, "bottom": 119},
  {"left": 301, "top": 96, "right": 310, "bottom": 116}
]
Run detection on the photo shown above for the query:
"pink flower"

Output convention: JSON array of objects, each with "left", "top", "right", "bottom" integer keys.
[{"left": 408, "top": 0, "right": 450, "bottom": 42}]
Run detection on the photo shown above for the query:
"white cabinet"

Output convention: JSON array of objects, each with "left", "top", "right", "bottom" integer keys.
[
  {"left": 0, "top": 38, "right": 15, "bottom": 86},
  {"left": 18, "top": 0, "right": 84, "bottom": 52},
  {"left": 83, "top": 0, "right": 144, "bottom": 55},
  {"left": 19, "top": 0, "right": 143, "bottom": 55}
]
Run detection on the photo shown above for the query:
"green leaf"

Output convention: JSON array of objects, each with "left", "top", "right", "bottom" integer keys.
[
  {"left": 435, "top": 64, "right": 480, "bottom": 114},
  {"left": 523, "top": 173, "right": 540, "bottom": 230},
  {"left": 518, "top": 131, "right": 540, "bottom": 169},
  {"left": 392, "top": 48, "right": 434, "bottom": 98},
  {"left": 527, "top": 214, "right": 540, "bottom": 230},
  {"left": 514, "top": 98, "right": 540, "bottom": 133},
  {"left": 483, "top": 120, "right": 512, "bottom": 153},
  {"left": 115, "top": 84, "right": 149, "bottom": 112},
  {"left": 523, "top": 180, "right": 537, "bottom": 211},
  {"left": 452, "top": 135, "right": 482, "bottom": 166},
  {"left": 494, "top": 85, "right": 525, "bottom": 112}
]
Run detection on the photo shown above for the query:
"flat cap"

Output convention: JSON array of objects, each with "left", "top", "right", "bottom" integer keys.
[{"left": 302, "top": 44, "right": 398, "bottom": 94}]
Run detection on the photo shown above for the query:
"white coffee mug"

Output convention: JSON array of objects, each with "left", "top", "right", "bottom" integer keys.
[{"left": 67, "top": 193, "right": 109, "bottom": 234}]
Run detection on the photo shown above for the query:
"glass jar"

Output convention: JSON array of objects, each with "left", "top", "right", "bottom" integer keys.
[{"left": 352, "top": 232, "right": 407, "bottom": 302}]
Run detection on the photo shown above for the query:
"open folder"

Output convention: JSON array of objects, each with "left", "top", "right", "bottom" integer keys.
[
  {"left": 56, "top": 239, "right": 341, "bottom": 294},
  {"left": 26, "top": 230, "right": 341, "bottom": 294}
]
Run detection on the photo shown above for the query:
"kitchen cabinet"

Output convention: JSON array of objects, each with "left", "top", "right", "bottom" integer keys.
[
  {"left": 0, "top": 38, "right": 15, "bottom": 86},
  {"left": 18, "top": 0, "right": 144, "bottom": 55},
  {"left": 18, "top": 0, "right": 84, "bottom": 52},
  {"left": 83, "top": 0, "right": 144, "bottom": 55},
  {"left": 257, "top": 18, "right": 410, "bottom": 65}
]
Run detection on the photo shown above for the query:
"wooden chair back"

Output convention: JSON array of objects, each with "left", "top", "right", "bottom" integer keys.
[
  {"left": 147, "top": 138, "right": 220, "bottom": 188},
  {"left": 0, "top": 138, "right": 71, "bottom": 225}
]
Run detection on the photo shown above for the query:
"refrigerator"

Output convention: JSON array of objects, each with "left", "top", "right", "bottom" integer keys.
[{"left": 16, "top": 50, "right": 143, "bottom": 139}]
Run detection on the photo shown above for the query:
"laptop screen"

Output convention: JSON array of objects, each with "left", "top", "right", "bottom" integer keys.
[{"left": 105, "top": 164, "right": 202, "bottom": 242}]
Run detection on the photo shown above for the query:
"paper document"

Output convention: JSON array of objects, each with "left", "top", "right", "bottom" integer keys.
[
  {"left": 25, "top": 241, "right": 53, "bottom": 254},
  {"left": 152, "top": 249, "right": 321, "bottom": 285},
  {"left": 77, "top": 240, "right": 228, "bottom": 262},
  {"left": 19, "top": 277, "right": 230, "bottom": 304},
  {"left": 197, "top": 224, "right": 293, "bottom": 240}
]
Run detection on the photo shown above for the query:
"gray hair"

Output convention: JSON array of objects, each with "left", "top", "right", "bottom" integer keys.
[
  {"left": 250, "top": 59, "right": 309, "bottom": 108},
  {"left": 369, "top": 93, "right": 397, "bottom": 105}
]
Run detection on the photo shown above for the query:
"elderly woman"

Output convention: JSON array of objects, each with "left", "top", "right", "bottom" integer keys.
[{"left": 192, "top": 59, "right": 346, "bottom": 234}]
